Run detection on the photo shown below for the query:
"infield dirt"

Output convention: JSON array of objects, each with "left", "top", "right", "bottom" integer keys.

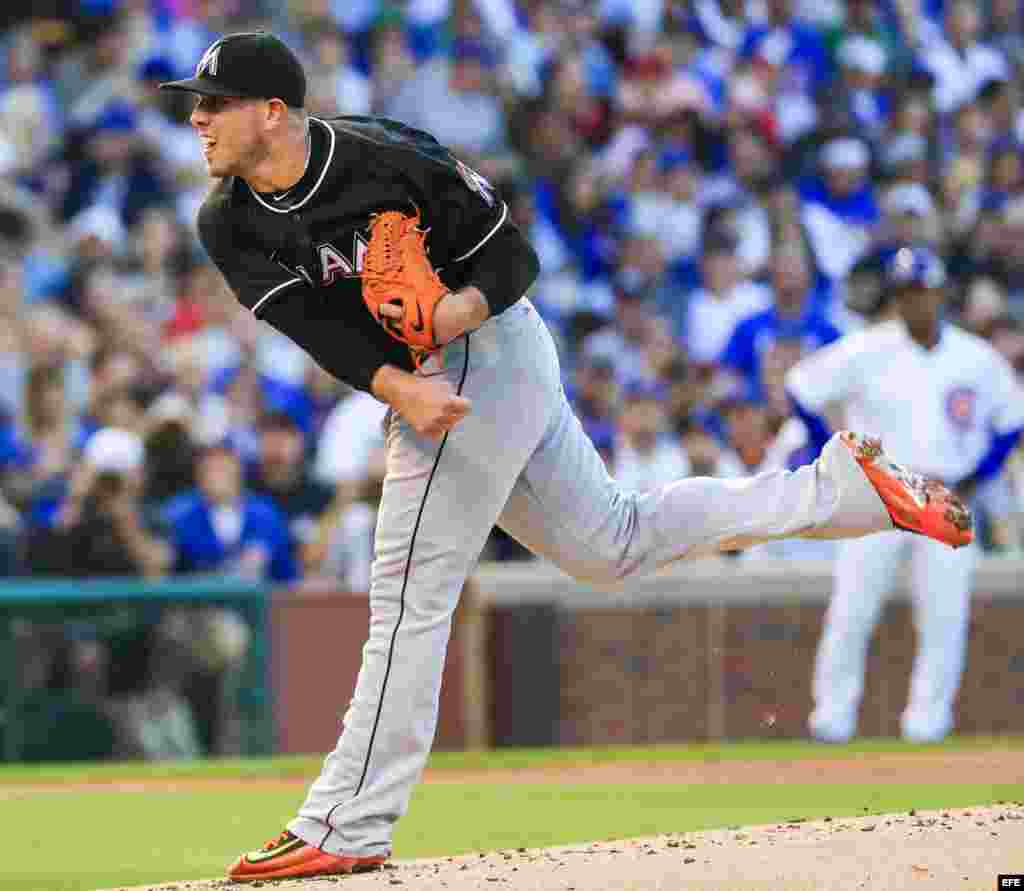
[
  {"left": 94, "top": 750, "right": 1024, "bottom": 891},
  {"left": 100, "top": 805, "right": 1024, "bottom": 891}
]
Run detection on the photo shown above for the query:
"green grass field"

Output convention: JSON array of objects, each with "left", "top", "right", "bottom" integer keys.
[{"left": 3, "top": 737, "right": 1021, "bottom": 891}]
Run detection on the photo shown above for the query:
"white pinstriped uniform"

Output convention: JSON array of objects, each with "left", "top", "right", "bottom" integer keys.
[{"left": 788, "top": 318, "right": 1024, "bottom": 741}]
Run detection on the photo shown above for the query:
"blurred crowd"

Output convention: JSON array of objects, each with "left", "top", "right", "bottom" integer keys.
[{"left": 0, "top": 0, "right": 1021, "bottom": 602}]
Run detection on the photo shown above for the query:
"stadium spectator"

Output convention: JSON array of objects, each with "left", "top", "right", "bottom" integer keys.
[
  {"left": 799, "top": 136, "right": 878, "bottom": 285},
  {"left": 59, "top": 100, "right": 170, "bottom": 229},
  {"left": 824, "top": 0, "right": 903, "bottom": 70},
  {"left": 987, "top": 0, "right": 1024, "bottom": 71},
  {"left": 21, "top": 362, "right": 73, "bottom": 488},
  {"left": 0, "top": 28, "right": 58, "bottom": 183},
  {"left": 201, "top": 358, "right": 268, "bottom": 464},
  {"left": 303, "top": 24, "right": 372, "bottom": 118},
  {"left": 942, "top": 98, "right": 994, "bottom": 198},
  {"left": 119, "top": 206, "right": 187, "bottom": 326},
  {"left": 569, "top": 353, "right": 618, "bottom": 465},
  {"left": 582, "top": 234, "right": 676, "bottom": 386},
  {"left": 738, "top": 0, "right": 830, "bottom": 145},
  {"left": 877, "top": 181, "right": 941, "bottom": 249},
  {"left": 54, "top": 12, "right": 134, "bottom": 125},
  {"left": 832, "top": 35, "right": 890, "bottom": 138},
  {"left": 165, "top": 442, "right": 297, "bottom": 584},
  {"left": 386, "top": 37, "right": 508, "bottom": 164},
  {"left": 136, "top": 56, "right": 209, "bottom": 225},
  {"left": 684, "top": 229, "right": 771, "bottom": 363},
  {"left": 719, "top": 243, "right": 840, "bottom": 411},
  {"left": 141, "top": 391, "right": 198, "bottom": 511},
  {"left": 365, "top": 7, "right": 419, "bottom": 113},
  {"left": 977, "top": 77, "right": 1021, "bottom": 146},
  {"left": 879, "top": 130, "right": 931, "bottom": 188},
  {"left": 612, "top": 381, "right": 691, "bottom": 492},
  {"left": 702, "top": 121, "right": 779, "bottom": 278},
  {"left": 169, "top": 260, "right": 241, "bottom": 370},
  {"left": 247, "top": 409, "right": 333, "bottom": 573},
  {"left": 918, "top": 0, "right": 1008, "bottom": 115},
  {"left": 715, "top": 388, "right": 774, "bottom": 476},
  {"left": 24, "top": 426, "right": 172, "bottom": 578},
  {"left": 313, "top": 385, "right": 388, "bottom": 495},
  {"left": 303, "top": 445, "right": 384, "bottom": 592}
]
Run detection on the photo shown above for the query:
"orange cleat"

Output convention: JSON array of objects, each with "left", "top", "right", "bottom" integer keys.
[
  {"left": 227, "top": 830, "right": 388, "bottom": 883},
  {"left": 840, "top": 432, "right": 973, "bottom": 549}
]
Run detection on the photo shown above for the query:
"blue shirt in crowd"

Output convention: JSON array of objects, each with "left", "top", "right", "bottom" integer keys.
[
  {"left": 164, "top": 491, "right": 297, "bottom": 584},
  {"left": 720, "top": 306, "right": 841, "bottom": 404}
]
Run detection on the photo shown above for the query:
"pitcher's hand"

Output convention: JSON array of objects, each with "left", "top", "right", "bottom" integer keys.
[{"left": 372, "top": 365, "right": 471, "bottom": 441}]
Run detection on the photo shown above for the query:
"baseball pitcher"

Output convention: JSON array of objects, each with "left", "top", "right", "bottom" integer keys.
[{"left": 161, "top": 34, "right": 973, "bottom": 882}]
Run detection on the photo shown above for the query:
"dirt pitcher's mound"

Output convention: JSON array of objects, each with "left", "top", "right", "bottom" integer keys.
[{"left": 105, "top": 804, "right": 1023, "bottom": 891}]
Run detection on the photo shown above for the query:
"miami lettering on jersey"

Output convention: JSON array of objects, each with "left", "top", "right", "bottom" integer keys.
[
  {"left": 272, "top": 233, "right": 369, "bottom": 288},
  {"left": 318, "top": 233, "right": 369, "bottom": 283}
]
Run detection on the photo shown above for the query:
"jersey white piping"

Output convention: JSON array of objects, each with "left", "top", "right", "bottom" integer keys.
[
  {"left": 451, "top": 201, "right": 508, "bottom": 263},
  {"left": 251, "top": 276, "right": 303, "bottom": 316},
  {"left": 246, "top": 117, "right": 336, "bottom": 214}
]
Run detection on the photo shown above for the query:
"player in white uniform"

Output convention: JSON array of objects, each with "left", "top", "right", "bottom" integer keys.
[{"left": 787, "top": 246, "right": 1024, "bottom": 742}]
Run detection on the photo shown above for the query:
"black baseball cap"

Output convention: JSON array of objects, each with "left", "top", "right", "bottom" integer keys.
[{"left": 160, "top": 32, "right": 306, "bottom": 108}]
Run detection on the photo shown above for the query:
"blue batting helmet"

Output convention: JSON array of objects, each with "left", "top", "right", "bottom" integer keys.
[{"left": 883, "top": 245, "right": 947, "bottom": 291}]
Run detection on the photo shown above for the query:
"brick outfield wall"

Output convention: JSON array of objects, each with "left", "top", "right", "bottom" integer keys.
[
  {"left": 269, "top": 569, "right": 1024, "bottom": 752},
  {"left": 270, "top": 588, "right": 469, "bottom": 754},
  {"left": 535, "top": 597, "right": 1024, "bottom": 746},
  {"left": 483, "top": 556, "right": 1024, "bottom": 747}
]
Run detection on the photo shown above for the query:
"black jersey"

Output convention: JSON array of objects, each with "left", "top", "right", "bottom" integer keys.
[{"left": 197, "top": 115, "right": 540, "bottom": 392}]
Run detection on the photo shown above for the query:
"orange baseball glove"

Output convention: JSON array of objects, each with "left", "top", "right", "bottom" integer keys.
[{"left": 361, "top": 209, "right": 450, "bottom": 354}]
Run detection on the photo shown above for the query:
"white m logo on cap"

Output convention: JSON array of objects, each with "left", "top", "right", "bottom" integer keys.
[{"left": 196, "top": 40, "right": 224, "bottom": 77}]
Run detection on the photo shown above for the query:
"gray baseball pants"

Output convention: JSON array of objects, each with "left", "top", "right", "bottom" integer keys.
[{"left": 289, "top": 298, "right": 890, "bottom": 857}]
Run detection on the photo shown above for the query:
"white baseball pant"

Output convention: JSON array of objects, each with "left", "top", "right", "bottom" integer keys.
[{"left": 809, "top": 530, "right": 977, "bottom": 743}]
